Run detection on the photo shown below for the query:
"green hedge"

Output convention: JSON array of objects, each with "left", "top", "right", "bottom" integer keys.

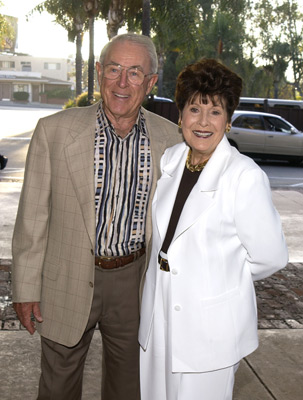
[
  {"left": 13, "top": 91, "right": 29, "bottom": 101},
  {"left": 42, "top": 88, "right": 73, "bottom": 99}
]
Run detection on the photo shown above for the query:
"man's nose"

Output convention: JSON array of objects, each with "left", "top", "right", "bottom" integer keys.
[{"left": 117, "top": 69, "right": 128, "bottom": 87}]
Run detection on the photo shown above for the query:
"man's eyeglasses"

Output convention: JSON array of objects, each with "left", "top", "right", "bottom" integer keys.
[{"left": 102, "top": 63, "right": 155, "bottom": 85}]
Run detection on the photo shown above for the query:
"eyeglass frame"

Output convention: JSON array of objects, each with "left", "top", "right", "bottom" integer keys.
[{"left": 101, "top": 63, "right": 157, "bottom": 86}]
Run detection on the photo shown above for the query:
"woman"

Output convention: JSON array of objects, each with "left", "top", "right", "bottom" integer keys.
[{"left": 139, "top": 59, "right": 288, "bottom": 400}]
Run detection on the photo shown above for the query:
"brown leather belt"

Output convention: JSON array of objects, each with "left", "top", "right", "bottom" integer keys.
[{"left": 95, "top": 247, "right": 145, "bottom": 270}]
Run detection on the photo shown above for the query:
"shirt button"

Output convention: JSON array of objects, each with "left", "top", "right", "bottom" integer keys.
[
  {"left": 174, "top": 305, "right": 181, "bottom": 311},
  {"left": 89, "top": 282, "right": 94, "bottom": 288},
  {"left": 171, "top": 269, "right": 178, "bottom": 275}
]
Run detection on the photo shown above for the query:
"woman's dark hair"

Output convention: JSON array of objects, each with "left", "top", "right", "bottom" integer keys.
[{"left": 175, "top": 58, "right": 242, "bottom": 122}]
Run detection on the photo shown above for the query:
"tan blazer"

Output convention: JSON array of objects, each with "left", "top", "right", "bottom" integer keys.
[{"left": 12, "top": 102, "right": 181, "bottom": 346}]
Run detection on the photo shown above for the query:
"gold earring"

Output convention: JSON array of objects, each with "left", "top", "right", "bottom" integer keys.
[
  {"left": 226, "top": 124, "right": 231, "bottom": 133},
  {"left": 178, "top": 120, "right": 182, "bottom": 128}
]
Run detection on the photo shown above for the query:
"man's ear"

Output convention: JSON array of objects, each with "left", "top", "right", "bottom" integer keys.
[
  {"left": 146, "top": 74, "right": 158, "bottom": 95},
  {"left": 96, "top": 62, "right": 102, "bottom": 85}
]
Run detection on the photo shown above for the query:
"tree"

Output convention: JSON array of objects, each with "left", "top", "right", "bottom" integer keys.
[
  {"left": 98, "top": 0, "right": 142, "bottom": 39},
  {"left": 29, "top": 0, "right": 89, "bottom": 96},
  {"left": 83, "top": 0, "right": 99, "bottom": 104},
  {"left": 254, "top": 0, "right": 303, "bottom": 98},
  {"left": 0, "top": 1, "right": 14, "bottom": 52},
  {"left": 276, "top": 0, "right": 303, "bottom": 98},
  {"left": 142, "top": 0, "right": 150, "bottom": 36}
]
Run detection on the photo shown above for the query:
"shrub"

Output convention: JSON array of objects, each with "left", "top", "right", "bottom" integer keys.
[
  {"left": 13, "top": 91, "right": 29, "bottom": 101},
  {"left": 76, "top": 91, "right": 101, "bottom": 107},
  {"left": 41, "top": 88, "right": 73, "bottom": 99},
  {"left": 63, "top": 98, "right": 76, "bottom": 109}
]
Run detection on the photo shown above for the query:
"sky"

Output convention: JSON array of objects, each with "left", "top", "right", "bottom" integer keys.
[{"left": 0, "top": 0, "right": 111, "bottom": 60}]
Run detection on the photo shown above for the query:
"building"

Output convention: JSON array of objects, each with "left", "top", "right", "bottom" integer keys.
[{"left": 0, "top": 53, "right": 73, "bottom": 105}]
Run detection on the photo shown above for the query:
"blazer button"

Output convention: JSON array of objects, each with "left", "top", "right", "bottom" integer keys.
[
  {"left": 171, "top": 269, "right": 178, "bottom": 275},
  {"left": 174, "top": 305, "right": 181, "bottom": 311},
  {"left": 89, "top": 281, "right": 94, "bottom": 288}
]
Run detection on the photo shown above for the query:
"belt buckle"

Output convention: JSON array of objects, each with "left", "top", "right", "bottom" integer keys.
[
  {"left": 100, "top": 256, "right": 114, "bottom": 261},
  {"left": 97, "top": 256, "right": 116, "bottom": 268},
  {"left": 158, "top": 254, "right": 170, "bottom": 272}
]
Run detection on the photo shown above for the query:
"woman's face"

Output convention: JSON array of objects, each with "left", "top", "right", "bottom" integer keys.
[{"left": 181, "top": 95, "right": 229, "bottom": 164}]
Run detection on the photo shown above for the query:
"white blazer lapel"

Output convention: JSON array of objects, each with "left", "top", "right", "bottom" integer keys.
[
  {"left": 170, "top": 136, "right": 232, "bottom": 243},
  {"left": 172, "top": 185, "right": 214, "bottom": 242},
  {"left": 155, "top": 145, "right": 188, "bottom": 242}
]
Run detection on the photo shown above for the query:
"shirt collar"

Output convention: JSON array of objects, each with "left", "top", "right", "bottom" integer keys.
[{"left": 97, "top": 102, "right": 148, "bottom": 139}]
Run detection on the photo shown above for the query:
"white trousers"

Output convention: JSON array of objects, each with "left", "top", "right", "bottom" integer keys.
[{"left": 140, "top": 267, "right": 239, "bottom": 400}]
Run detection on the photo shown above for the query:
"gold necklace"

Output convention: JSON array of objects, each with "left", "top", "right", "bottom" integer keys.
[{"left": 185, "top": 149, "right": 208, "bottom": 172}]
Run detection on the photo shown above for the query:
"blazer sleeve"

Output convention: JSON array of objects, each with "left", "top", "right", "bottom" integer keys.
[
  {"left": 234, "top": 167, "right": 288, "bottom": 281},
  {"left": 12, "top": 118, "right": 51, "bottom": 302}
]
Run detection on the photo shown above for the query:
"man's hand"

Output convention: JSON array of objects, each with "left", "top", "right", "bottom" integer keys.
[{"left": 13, "top": 302, "right": 43, "bottom": 335}]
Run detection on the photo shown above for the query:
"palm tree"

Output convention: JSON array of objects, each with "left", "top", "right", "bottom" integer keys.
[
  {"left": 29, "top": 0, "right": 88, "bottom": 96},
  {"left": 83, "top": 1, "right": 99, "bottom": 104},
  {"left": 142, "top": 0, "right": 150, "bottom": 36}
]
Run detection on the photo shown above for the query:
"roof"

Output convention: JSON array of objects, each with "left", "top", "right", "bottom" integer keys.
[{"left": 0, "top": 72, "right": 71, "bottom": 86}]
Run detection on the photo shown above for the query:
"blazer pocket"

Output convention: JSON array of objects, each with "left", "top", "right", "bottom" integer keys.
[
  {"left": 42, "top": 260, "right": 59, "bottom": 281},
  {"left": 199, "top": 287, "right": 241, "bottom": 350},
  {"left": 200, "top": 287, "right": 240, "bottom": 308}
]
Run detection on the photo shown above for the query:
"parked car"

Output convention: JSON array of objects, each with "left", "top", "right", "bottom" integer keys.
[{"left": 227, "top": 111, "right": 303, "bottom": 164}]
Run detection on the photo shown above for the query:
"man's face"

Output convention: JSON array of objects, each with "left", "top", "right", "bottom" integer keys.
[{"left": 96, "top": 41, "right": 158, "bottom": 123}]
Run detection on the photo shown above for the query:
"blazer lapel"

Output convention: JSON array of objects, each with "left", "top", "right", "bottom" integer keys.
[
  {"left": 161, "top": 136, "right": 232, "bottom": 245},
  {"left": 143, "top": 108, "right": 180, "bottom": 244},
  {"left": 64, "top": 104, "right": 98, "bottom": 248},
  {"left": 155, "top": 144, "right": 188, "bottom": 242}
]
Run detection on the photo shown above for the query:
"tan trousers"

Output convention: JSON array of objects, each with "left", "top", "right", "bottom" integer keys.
[{"left": 38, "top": 255, "right": 145, "bottom": 400}]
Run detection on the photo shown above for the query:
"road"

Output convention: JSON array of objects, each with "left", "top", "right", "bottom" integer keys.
[
  {"left": 1, "top": 105, "right": 303, "bottom": 188},
  {"left": 0, "top": 105, "right": 60, "bottom": 180},
  {"left": 0, "top": 105, "right": 302, "bottom": 262},
  {"left": 257, "top": 160, "right": 303, "bottom": 190}
]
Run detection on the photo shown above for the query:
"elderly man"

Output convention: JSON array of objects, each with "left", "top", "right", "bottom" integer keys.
[{"left": 12, "top": 33, "right": 180, "bottom": 400}]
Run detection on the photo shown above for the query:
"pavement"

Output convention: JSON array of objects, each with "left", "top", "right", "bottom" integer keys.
[{"left": 1, "top": 174, "right": 303, "bottom": 398}]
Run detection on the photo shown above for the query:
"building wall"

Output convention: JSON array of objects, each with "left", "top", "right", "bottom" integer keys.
[
  {"left": 0, "top": 54, "right": 69, "bottom": 81},
  {"left": 0, "top": 53, "right": 72, "bottom": 103}
]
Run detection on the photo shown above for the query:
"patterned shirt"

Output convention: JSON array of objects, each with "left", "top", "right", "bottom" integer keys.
[{"left": 94, "top": 102, "right": 152, "bottom": 256}]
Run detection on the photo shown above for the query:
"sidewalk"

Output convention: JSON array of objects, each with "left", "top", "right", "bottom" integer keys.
[
  {"left": 1, "top": 329, "right": 301, "bottom": 400},
  {"left": 0, "top": 186, "right": 303, "bottom": 399},
  {"left": 0, "top": 100, "right": 62, "bottom": 109},
  {"left": 1, "top": 260, "right": 303, "bottom": 399}
]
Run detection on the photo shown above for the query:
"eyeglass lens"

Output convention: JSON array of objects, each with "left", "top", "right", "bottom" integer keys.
[{"left": 104, "top": 64, "right": 145, "bottom": 85}]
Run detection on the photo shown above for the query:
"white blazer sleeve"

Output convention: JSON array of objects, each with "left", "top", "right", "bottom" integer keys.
[{"left": 234, "top": 167, "right": 288, "bottom": 281}]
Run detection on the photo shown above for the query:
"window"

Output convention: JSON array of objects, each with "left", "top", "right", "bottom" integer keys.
[
  {"left": 14, "top": 84, "right": 29, "bottom": 92},
  {"left": 21, "top": 62, "right": 31, "bottom": 71},
  {"left": 0, "top": 61, "right": 15, "bottom": 68},
  {"left": 233, "top": 115, "right": 264, "bottom": 130},
  {"left": 44, "top": 62, "right": 61, "bottom": 70},
  {"left": 265, "top": 117, "right": 293, "bottom": 134}
]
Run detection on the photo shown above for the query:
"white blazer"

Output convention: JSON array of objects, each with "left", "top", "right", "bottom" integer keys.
[{"left": 139, "top": 135, "right": 288, "bottom": 373}]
